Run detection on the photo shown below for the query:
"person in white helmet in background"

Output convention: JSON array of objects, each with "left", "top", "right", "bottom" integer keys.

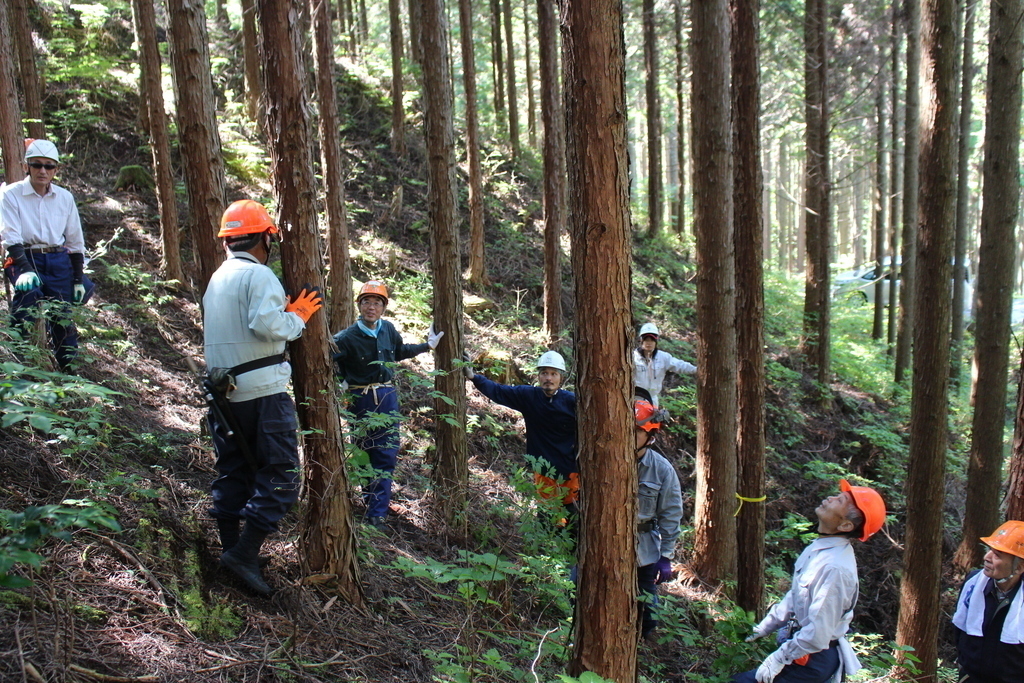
[
  {"left": 463, "top": 350, "right": 579, "bottom": 536},
  {"left": 633, "top": 322, "right": 696, "bottom": 407}
]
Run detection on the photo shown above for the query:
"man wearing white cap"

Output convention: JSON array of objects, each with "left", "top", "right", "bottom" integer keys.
[{"left": 1, "top": 139, "right": 92, "bottom": 371}]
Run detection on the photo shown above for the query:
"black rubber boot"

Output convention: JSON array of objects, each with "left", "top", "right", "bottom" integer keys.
[
  {"left": 217, "top": 519, "right": 240, "bottom": 552},
  {"left": 220, "top": 524, "right": 272, "bottom": 595}
]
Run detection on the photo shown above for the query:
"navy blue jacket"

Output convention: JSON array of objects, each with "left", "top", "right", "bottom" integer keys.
[
  {"left": 333, "top": 319, "right": 428, "bottom": 385},
  {"left": 471, "top": 375, "right": 578, "bottom": 478}
]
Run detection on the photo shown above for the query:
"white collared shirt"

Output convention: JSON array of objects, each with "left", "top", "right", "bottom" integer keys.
[
  {"left": 0, "top": 177, "right": 84, "bottom": 253},
  {"left": 633, "top": 348, "right": 696, "bottom": 406}
]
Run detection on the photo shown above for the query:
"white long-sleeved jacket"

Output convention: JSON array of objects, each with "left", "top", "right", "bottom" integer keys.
[{"left": 633, "top": 348, "right": 696, "bottom": 407}]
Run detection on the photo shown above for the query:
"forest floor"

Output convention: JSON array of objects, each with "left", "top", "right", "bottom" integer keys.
[{"left": 0, "top": 67, "right": 970, "bottom": 683}]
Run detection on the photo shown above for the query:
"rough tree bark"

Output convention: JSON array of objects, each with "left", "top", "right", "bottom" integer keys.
[
  {"left": 691, "top": 0, "right": 738, "bottom": 587},
  {"left": 460, "top": 0, "right": 487, "bottom": 287},
  {"left": 131, "top": 0, "right": 184, "bottom": 283},
  {"left": 0, "top": 0, "right": 25, "bottom": 184},
  {"left": 894, "top": 0, "right": 958, "bottom": 675},
  {"left": 872, "top": 80, "right": 887, "bottom": 341},
  {"left": 502, "top": 0, "right": 520, "bottom": 164},
  {"left": 490, "top": 0, "right": 505, "bottom": 119},
  {"left": 1008, "top": 346, "right": 1024, "bottom": 521},
  {"left": 896, "top": 0, "right": 920, "bottom": 382},
  {"left": 643, "top": 0, "right": 662, "bottom": 239},
  {"left": 538, "top": 0, "right": 563, "bottom": 341},
  {"left": 421, "top": 0, "right": 469, "bottom": 524},
  {"left": 255, "top": 0, "right": 363, "bottom": 605},
  {"left": 731, "top": 0, "right": 765, "bottom": 616},
  {"left": 9, "top": 0, "right": 44, "bottom": 139},
  {"left": 240, "top": 0, "right": 263, "bottom": 125},
  {"left": 166, "top": 0, "right": 227, "bottom": 293},
  {"left": 953, "top": 0, "right": 1021, "bottom": 572},
  {"left": 563, "top": 0, "right": 636, "bottom": 679},
  {"left": 389, "top": 0, "right": 405, "bottom": 157}
]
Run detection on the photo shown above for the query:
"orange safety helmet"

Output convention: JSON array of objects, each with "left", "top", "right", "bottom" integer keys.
[
  {"left": 981, "top": 520, "right": 1024, "bottom": 560},
  {"left": 357, "top": 280, "right": 389, "bottom": 307},
  {"left": 634, "top": 399, "right": 662, "bottom": 432},
  {"left": 840, "top": 479, "right": 886, "bottom": 542},
  {"left": 218, "top": 200, "right": 279, "bottom": 237}
]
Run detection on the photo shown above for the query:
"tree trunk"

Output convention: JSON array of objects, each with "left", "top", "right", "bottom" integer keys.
[
  {"left": 801, "top": 0, "right": 830, "bottom": 388},
  {"left": 1008, "top": 345, "right": 1024, "bottom": 521},
  {"left": 763, "top": 147, "right": 772, "bottom": 266},
  {"left": 131, "top": 0, "right": 184, "bottom": 284},
  {"left": 421, "top": 0, "right": 469, "bottom": 524},
  {"left": 888, "top": 11, "right": 902, "bottom": 352},
  {"left": 778, "top": 136, "right": 790, "bottom": 271},
  {"left": 953, "top": 0, "right": 1021, "bottom": 572},
  {"left": 894, "top": 0, "right": 958, "bottom": 675},
  {"left": 691, "top": 0, "right": 738, "bottom": 587},
  {"left": 460, "top": 0, "right": 487, "bottom": 287},
  {"left": 731, "top": 0, "right": 764, "bottom": 616},
  {"left": 388, "top": 0, "right": 406, "bottom": 157},
  {"left": 490, "top": 0, "right": 505, "bottom": 118},
  {"left": 950, "top": 0, "right": 976, "bottom": 386},
  {"left": 240, "top": 0, "right": 263, "bottom": 125},
  {"left": 538, "top": 0, "right": 563, "bottom": 341},
  {"left": 166, "top": 0, "right": 227, "bottom": 294},
  {"left": 311, "top": 0, "right": 353, "bottom": 333},
  {"left": 407, "top": 0, "right": 422, "bottom": 64},
  {"left": 523, "top": 0, "right": 536, "bottom": 149},
  {"left": 872, "top": 81, "right": 887, "bottom": 340},
  {"left": 502, "top": 0, "right": 520, "bottom": 165},
  {"left": 0, "top": 0, "right": 25, "bottom": 184},
  {"left": 255, "top": 0, "right": 363, "bottom": 605},
  {"left": 896, "top": 0, "right": 921, "bottom": 382},
  {"left": 643, "top": 0, "right": 662, "bottom": 239},
  {"left": 674, "top": 0, "right": 686, "bottom": 236},
  {"left": 563, "top": 0, "right": 635, "bottom": 679},
  {"left": 10, "top": 0, "right": 44, "bottom": 139}
]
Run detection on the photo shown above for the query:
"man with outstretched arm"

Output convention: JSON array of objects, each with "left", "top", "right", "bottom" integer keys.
[
  {"left": 204, "top": 199, "right": 323, "bottom": 596},
  {"left": 735, "top": 479, "right": 886, "bottom": 683}
]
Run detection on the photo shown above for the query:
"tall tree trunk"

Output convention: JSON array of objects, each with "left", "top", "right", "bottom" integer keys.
[
  {"left": 801, "top": 0, "right": 830, "bottom": 387},
  {"left": 763, "top": 147, "right": 772, "bottom": 266},
  {"left": 523, "top": 0, "right": 536, "bottom": 149},
  {"left": 461, "top": 0, "right": 487, "bottom": 287},
  {"left": 490, "top": 0, "right": 505, "bottom": 120},
  {"left": 872, "top": 81, "right": 888, "bottom": 340},
  {"left": 953, "top": 0, "right": 1022, "bottom": 572},
  {"left": 731, "top": 0, "right": 764, "bottom": 616},
  {"left": 691, "top": 0, "right": 738, "bottom": 587},
  {"left": 311, "top": 0, "right": 353, "bottom": 333},
  {"left": 389, "top": 0, "right": 406, "bottom": 157},
  {"left": 950, "top": 0, "right": 976, "bottom": 386},
  {"left": 563, "top": 0, "right": 636, "bottom": 678},
  {"left": 894, "top": 0, "right": 958, "bottom": 675},
  {"left": 131, "top": 0, "right": 184, "bottom": 283},
  {"left": 407, "top": 0, "right": 422, "bottom": 64},
  {"left": 0, "top": 0, "right": 25, "bottom": 184},
  {"left": 240, "top": 0, "right": 264, "bottom": 125},
  {"left": 10, "top": 0, "right": 44, "bottom": 139},
  {"left": 896, "top": 0, "right": 921, "bottom": 382},
  {"left": 421, "top": 0, "right": 469, "bottom": 524},
  {"left": 538, "top": 0, "right": 563, "bottom": 341},
  {"left": 1008, "top": 345, "right": 1024, "bottom": 520},
  {"left": 166, "top": 0, "right": 227, "bottom": 293},
  {"left": 778, "top": 136, "right": 790, "bottom": 271},
  {"left": 502, "top": 0, "right": 521, "bottom": 165},
  {"left": 255, "top": 0, "right": 363, "bottom": 605},
  {"left": 888, "top": 11, "right": 902, "bottom": 352},
  {"left": 673, "top": 0, "right": 686, "bottom": 236},
  {"left": 643, "top": 0, "right": 662, "bottom": 239}
]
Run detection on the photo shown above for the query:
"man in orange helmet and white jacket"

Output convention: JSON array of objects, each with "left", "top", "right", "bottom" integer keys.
[{"left": 203, "top": 199, "right": 323, "bottom": 596}]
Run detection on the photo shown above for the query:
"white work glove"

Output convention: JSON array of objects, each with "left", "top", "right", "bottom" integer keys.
[
  {"left": 15, "top": 271, "right": 42, "bottom": 292},
  {"left": 461, "top": 351, "right": 475, "bottom": 380},
  {"left": 745, "top": 624, "right": 771, "bottom": 642},
  {"left": 755, "top": 649, "right": 788, "bottom": 683},
  {"left": 73, "top": 284, "right": 86, "bottom": 304},
  {"left": 427, "top": 323, "right": 444, "bottom": 350}
]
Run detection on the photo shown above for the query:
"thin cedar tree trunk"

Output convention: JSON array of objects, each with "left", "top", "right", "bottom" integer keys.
[
  {"left": 538, "top": 0, "right": 563, "bottom": 341},
  {"left": 692, "top": 0, "right": 738, "bottom": 587},
  {"left": 407, "top": 0, "right": 422, "bottom": 65},
  {"left": 9, "top": 0, "right": 44, "bottom": 139},
  {"left": 254, "top": 0, "right": 362, "bottom": 605},
  {"left": 800, "top": 0, "right": 830, "bottom": 388},
  {"left": 311, "top": 0, "right": 354, "bottom": 332},
  {"left": 949, "top": 0, "right": 976, "bottom": 385},
  {"left": 502, "top": 0, "right": 520, "bottom": 164},
  {"left": 389, "top": 0, "right": 405, "bottom": 157},
  {"left": 888, "top": 14, "right": 902, "bottom": 351},
  {"left": 0, "top": 0, "right": 25, "bottom": 184},
  {"left": 896, "top": 0, "right": 921, "bottom": 382},
  {"left": 1008, "top": 346, "right": 1024, "bottom": 520},
  {"left": 872, "top": 81, "right": 887, "bottom": 340},
  {"left": 240, "top": 0, "right": 263, "bottom": 125},
  {"left": 563, "top": 0, "right": 636, "bottom": 678},
  {"left": 460, "top": 0, "right": 488, "bottom": 286},
  {"left": 490, "top": 0, "right": 505, "bottom": 119},
  {"left": 778, "top": 137, "right": 789, "bottom": 270},
  {"left": 731, "top": 0, "right": 765, "bottom": 616},
  {"left": 894, "top": 0, "right": 958, "bottom": 674},
  {"left": 166, "top": 0, "right": 226, "bottom": 293},
  {"left": 643, "top": 0, "right": 662, "bottom": 238},
  {"left": 954, "top": 0, "right": 1022, "bottom": 572},
  {"left": 523, "top": 0, "right": 536, "bottom": 149},
  {"left": 420, "top": 0, "right": 469, "bottom": 524},
  {"left": 673, "top": 0, "right": 686, "bottom": 235},
  {"left": 763, "top": 148, "right": 771, "bottom": 265},
  {"left": 131, "top": 0, "right": 184, "bottom": 283}
]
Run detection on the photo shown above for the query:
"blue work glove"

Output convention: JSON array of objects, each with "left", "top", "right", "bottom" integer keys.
[
  {"left": 655, "top": 556, "right": 673, "bottom": 584},
  {"left": 73, "top": 284, "right": 86, "bottom": 304},
  {"left": 15, "top": 271, "right": 42, "bottom": 292}
]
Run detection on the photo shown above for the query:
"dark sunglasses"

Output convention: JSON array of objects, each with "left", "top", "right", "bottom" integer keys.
[{"left": 28, "top": 162, "right": 57, "bottom": 170}]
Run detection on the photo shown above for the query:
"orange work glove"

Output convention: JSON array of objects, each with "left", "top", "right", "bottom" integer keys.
[{"left": 285, "top": 284, "right": 324, "bottom": 323}]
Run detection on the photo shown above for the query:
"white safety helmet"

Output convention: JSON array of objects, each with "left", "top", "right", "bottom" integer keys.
[
  {"left": 536, "top": 350, "right": 567, "bottom": 374},
  {"left": 24, "top": 139, "right": 60, "bottom": 163},
  {"left": 638, "top": 322, "right": 660, "bottom": 339}
]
